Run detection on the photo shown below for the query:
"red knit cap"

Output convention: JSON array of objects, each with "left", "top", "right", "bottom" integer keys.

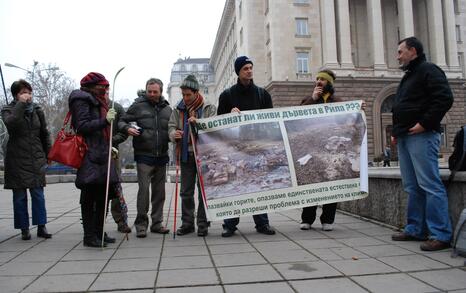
[{"left": 80, "top": 72, "right": 109, "bottom": 87}]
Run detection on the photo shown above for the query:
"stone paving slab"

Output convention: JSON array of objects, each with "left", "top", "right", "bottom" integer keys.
[{"left": 0, "top": 182, "right": 464, "bottom": 292}]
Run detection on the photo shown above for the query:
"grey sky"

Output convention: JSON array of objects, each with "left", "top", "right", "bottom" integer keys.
[{"left": 0, "top": 0, "right": 225, "bottom": 105}]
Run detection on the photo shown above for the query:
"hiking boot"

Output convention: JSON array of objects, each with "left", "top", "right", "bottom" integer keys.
[
  {"left": 420, "top": 239, "right": 451, "bottom": 251},
  {"left": 117, "top": 223, "right": 132, "bottom": 233},
  {"left": 197, "top": 226, "right": 208, "bottom": 237},
  {"left": 221, "top": 227, "right": 235, "bottom": 237},
  {"left": 21, "top": 229, "right": 31, "bottom": 240},
  {"left": 257, "top": 225, "right": 276, "bottom": 235},
  {"left": 176, "top": 226, "right": 195, "bottom": 236},
  {"left": 391, "top": 232, "right": 425, "bottom": 241},
  {"left": 37, "top": 225, "right": 52, "bottom": 238},
  {"left": 136, "top": 228, "right": 147, "bottom": 238},
  {"left": 322, "top": 223, "right": 333, "bottom": 231},
  {"left": 300, "top": 223, "right": 311, "bottom": 230},
  {"left": 151, "top": 226, "right": 170, "bottom": 234}
]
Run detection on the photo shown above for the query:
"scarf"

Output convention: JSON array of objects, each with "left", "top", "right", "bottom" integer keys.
[
  {"left": 179, "top": 93, "right": 204, "bottom": 162},
  {"left": 82, "top": 86, "right": 110, "bottom": 140}
]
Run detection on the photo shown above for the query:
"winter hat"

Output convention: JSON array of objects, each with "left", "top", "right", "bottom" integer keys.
[
  {"left": 316, "top": 69, "right": 335, "bottom": 86},
  {"left": 234, "top": 56, "right": 253, "bottom": 75},
  {"left": 180, "top": 74, "right": 200, "bottom": 91},
  {"left": 80, "top": 72, "right": 109, "bottom": 87}
]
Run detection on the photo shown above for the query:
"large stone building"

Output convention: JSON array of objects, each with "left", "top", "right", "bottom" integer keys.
[
  {"left": 167, "top": 57, "right": 216, "bottom": 106},
  {"left": 209, "top": 0, "right": 466, "bottom": 161}
]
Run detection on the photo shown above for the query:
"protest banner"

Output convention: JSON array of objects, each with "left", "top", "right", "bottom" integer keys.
[{"left": 194, "top": 100, "right": 368, "bottom": 221}]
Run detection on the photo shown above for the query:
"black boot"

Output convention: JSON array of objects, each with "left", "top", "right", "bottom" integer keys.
[
  {"left": 81, "top": 204, "right": 106, "bottom": 248},
  {"left": 21, "top": 229, "right": 31, "bottom": 240},
  {"left": 37, "top": 225, "right": 52, "bottom": 239}
]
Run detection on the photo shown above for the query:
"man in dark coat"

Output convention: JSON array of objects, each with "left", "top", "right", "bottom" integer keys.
[
  {"left": 2, "top": 79, "right": 52, "bottom": 240},
  {"left": 119, "top": 78, "right": 172, "bottom": 238},
  {"left": 390, "top": 37, "right": 453, "bottom": 251},
  {"left": 217, "top": 56, "right": 276, "bottom": 237}
]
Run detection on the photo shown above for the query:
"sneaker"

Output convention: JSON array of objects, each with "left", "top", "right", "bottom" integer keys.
[
  {"left": 197, "top": 226, "right": 208, "bottom": 237},
  {"left": 221, "top": 227, "right": 235, "bottom": 237},
  {"left": 391, "top": 232, "right": 426, "bottom": 241},
  {"left": 257, "top": 225, "right": 276, "bottom": 235},
  {"left": 21, "top": 229, "right": 31, "bottom": 240},
  {"left": 420, "top": 239, "right": 450, "bottom": 251},
  {"left": 151, "top": 226, "right": 170, "bottom": 234},
  {"left": 136, "top": 228, "right": 147, "bottom": 238},
  {"left": 300, "top": 223, "right": 311, "bottom": 230},
  {"left": 322, "top": 223, "right": 333, "bottom": 231},
  {"left": 176, "top": 226, "right": 194, "bottom": 236},
  {"left": 117, "top": 223, "right": 132, "bottom": 233}
]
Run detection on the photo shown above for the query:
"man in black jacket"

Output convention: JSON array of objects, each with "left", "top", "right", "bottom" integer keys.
[
  {"left": 119, "top": 78, "right": 172, "bottom": 238},
  {"left": 391, "top": 37, "right": 453, "bottom": 251},
  {"left": 217, "top": 56, "right": 275, "bottom": 237}
]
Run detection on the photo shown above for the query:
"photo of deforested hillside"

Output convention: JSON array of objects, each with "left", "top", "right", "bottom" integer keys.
[
  {"left": 285, "top": 112, "right": 366, "bottom": 185},
  {"left": 197, "top": 122, "right": 292, "bottom": 200}
]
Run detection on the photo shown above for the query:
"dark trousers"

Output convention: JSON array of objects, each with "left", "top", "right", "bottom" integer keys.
[
  {"left": 223, "top": 214, "right": 269, "bottom": 231},
  {"left": 180, "top": 154, "right": 207, "bottom": 229},
  {"left": 301, "top": 203, "right": 337, "bottom": 225},
  {"left": 383, "top": 159, "right": 390, "bottom": 167},
  {"left": 80, "top": 185, "right": 107, "bottom": 241}
]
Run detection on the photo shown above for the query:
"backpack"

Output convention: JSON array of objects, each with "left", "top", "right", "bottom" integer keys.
[
  {"left": 447, "top": 126, "right": 466, "bottom": 186},
  {"left": 452, "top": 208, "right": 466, "bottom": 259}
]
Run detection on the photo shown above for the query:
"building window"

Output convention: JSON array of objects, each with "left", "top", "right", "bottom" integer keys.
[
  {"left": 180, "top": 65, "right": 186, "bottom": 71},
  {"left": 296, "top": 52, "right": 309, "bottom": 73},
  {"left": 454, "top": 0, "right": 459, "bottom": 14},
  {"left": 296, "top": 18, "right": 309, "bottom": 36},
  {"left": 265, "top": 0, "right": 269, "bottom": 15},
  {"left": 440, "top": 125, "right": 447, "bottom": 148},
  {"left": 239, "top": 1, "right": 242, "bottom": 19},
  {"left": 192, "top": 64, "right": 198, "bottom": 72},
  {"left": 240, "top": 28, "right": 243, "bottom": 45},
  {"left": 456, "top": 25, "right": 462, "bottom": 42},
  {"left": 203, "top": 64, "right": 209, "bottom": 71},
  {"left": 294, "top": 0, "right": 309, "bottom": 4},
  {"left": 266, "top": 23, "right": 270, "bottom": 44}
]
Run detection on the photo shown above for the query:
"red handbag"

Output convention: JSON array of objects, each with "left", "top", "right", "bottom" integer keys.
[{"left": 48, "top": 112, "right": 87, "bottom": 169}]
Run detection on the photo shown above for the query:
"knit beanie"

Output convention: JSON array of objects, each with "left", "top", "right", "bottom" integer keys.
[
  {"left": 180, "top": 74, "right": 200, "bottom": 91},
  {"left": 80, "top": 72, "right": 109, "bottom": 87},
  {"left": 234, "top": 56, "right": 253, "bottom": 75},
  {"left": 316, "top": 70, "right": 335, "bottom": 86}
]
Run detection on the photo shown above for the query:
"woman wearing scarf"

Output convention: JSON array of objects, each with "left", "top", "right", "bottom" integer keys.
[
  {"left": 168, "top": 74, "right": 216, "bottom": 237},
  {"left": 2, "top": 79, "right": 52, "bottom": 240},
  {"left": 69, "top": 72, "right": 119, "bottom": 247}
]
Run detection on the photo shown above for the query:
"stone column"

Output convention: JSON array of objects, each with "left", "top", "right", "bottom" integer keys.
[
  {"left": 320, "top": 0, "right": 339, "bottom": 67},
  {"left": 367, "top": 0, "right": 386, "bottom": 69},
  {"left": 396, "top": 0, "right": 414, "bottom": 38},
  {"left": 336, "top": 0, "right": 354, "bottom": 68},
  {"left": 443, "top": 0, "right": 460, "bottom": 68},
  {"left": 427, "top": 0, "right": 447, "bottom": 66}
]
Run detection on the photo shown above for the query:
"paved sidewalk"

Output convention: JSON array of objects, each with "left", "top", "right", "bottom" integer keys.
[{"left": 0, "top": 183, "right": 464, "bottom": 293}]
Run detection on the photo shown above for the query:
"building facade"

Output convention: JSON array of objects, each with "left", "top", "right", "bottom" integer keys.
[
  {"left": 210, "top": 0, "right": 466, "bottom": 160},
  {"left": 167, "top": 57, "right": 216, "bottom": 106}
]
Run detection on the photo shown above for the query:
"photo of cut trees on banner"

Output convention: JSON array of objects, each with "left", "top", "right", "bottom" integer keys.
[{"left": 194, "top": 101, "right": 369, "bottom": 221}]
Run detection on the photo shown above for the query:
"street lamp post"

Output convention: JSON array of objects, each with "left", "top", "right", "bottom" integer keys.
[{"left": 4, "top": 61, "right": 59, "bottom": 101}]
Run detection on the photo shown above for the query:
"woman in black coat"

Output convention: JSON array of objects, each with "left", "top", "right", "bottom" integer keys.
[
  {"left": 1, "top": 79, "right": 52, "bottom": 240},
  {"left": 69, "top": 72, "right": 119, "bottom": 247}
]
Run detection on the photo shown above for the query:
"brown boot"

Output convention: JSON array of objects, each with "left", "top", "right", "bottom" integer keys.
[
  {"left": 117, "top": 223, "right": 132, "bottom": 233},
  {"left": 420, "top": 239, "right": 450, "bottom": 251},
  {"left": 391, "top": 232, "right": 425, "bottom": 241}
]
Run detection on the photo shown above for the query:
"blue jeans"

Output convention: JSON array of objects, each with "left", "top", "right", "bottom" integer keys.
[
  {"left": 397, "top": 131, "right": 452, "bottom": 242},
  {"left": 223, "top": 214, "right": 269, "bottom": 231},
  {"left": 12, "top": 187, "right": 47, "bottom": 229}
]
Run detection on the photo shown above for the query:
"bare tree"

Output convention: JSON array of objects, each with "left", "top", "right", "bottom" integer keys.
[{"left": 27, "top": 63, "right": 76, "bottom": 135}]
